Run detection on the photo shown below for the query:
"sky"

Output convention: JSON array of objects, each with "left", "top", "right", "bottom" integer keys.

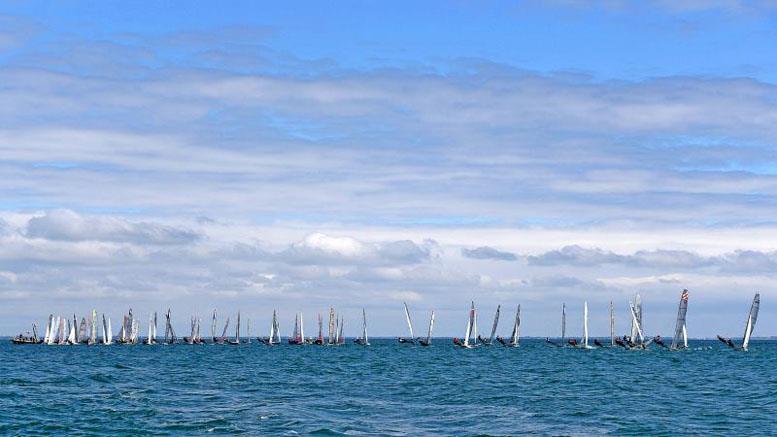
[{"left": 2, "top": 1, "right": 777, "bottom": 337}]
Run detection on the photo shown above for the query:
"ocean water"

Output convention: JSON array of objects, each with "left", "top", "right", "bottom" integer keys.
[{"left": 0, "top": 338, "right": 774, "bottom": 436}]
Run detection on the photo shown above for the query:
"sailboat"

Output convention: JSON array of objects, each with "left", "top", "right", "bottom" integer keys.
[
  {"left": 419, "top": 311, "right": 435, "bottom": 347},
  {"left": 163, "top": 309, "right": 176, "bottom": 344},
  {"left": 668, "top": 289, "right": 690, "bottom": 351},
  {"left": 228, "top": 312, "right": 241, "bottom": 345},
  {"left": 570, "top": 302, "right": 594, "bottom": 349},
  {"left": 498, "top": 305, "right": 520, "bottom": 347},
  {"left": 11, "top": 323, "right": 43, "bottom": 344},
  {"left": 609, "top": 301, "right": 615, "bottom": 346},
  {"left": 627, "top": 301, "right": 648, "bottom": 349},
  {"left": 289, "top": 313, "right": 305, "bottom": 345},
  {"left": 262, "top": 310, "right": 281, "bottom": 345},
  {"left": 478, "top": 305, "right": 501, "bottom": 346},
  {"left": 336, "top": 316, "right": 345, "bottom": 345},
  {"left": 398, "top": 302, "right": 417, "bottom": 344},
  {"left": 102, "top": 314, "right": 113, "bottom": 345},
  {"left": 354, "top": 309, "right": 370, "bottom": 345},
  {"left": 88, "top": 310, "right": 98, "bottom": 345},
  {"left": 314, "top": 313, "right": 324, "bottom": 345},
  {"left": 327, "top": 308, "right": 336, "bottom": 345},
  {"left": 454, "top": 301, "right": 480, "bottom": 348},
  {"left": 546, "top": 303, "right": 566, "bottom": 347},
  {"left": 66, "top": 314, "right": 78, "bottom": 345},
  {"left": 718, "top": 293, "right": 760, "bottom": 351},
  {"left": 145, "top": 312, "right": 157, "bottom": 345},
  {"left": 43, "top": 314, "right": 53, "bottom": 345},
  {"left": 210, "top": 310, "right": 218, "bottom": 343},
  {"left": 78, "top": 317, "right": 88, "bottom": 344}
]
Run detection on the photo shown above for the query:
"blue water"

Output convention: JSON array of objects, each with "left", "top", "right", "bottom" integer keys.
[{"left": 0, "top": 339, "right": 774, "bottom": 436}]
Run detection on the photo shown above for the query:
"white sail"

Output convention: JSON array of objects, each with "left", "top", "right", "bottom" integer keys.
[
  {"left": 631, "top": 293, "right": 642, "bottom": 341},
  {"left": 211, "top": 309, "right": 217, "bottom": 341},
  {"left": 299, "top": 312, "right": 304, "bottom": 343},
  {"left": 44, "top": 314, "right": 53, "bottom": 344},
  {"left": 59, "top": 318, "right": 67, "bottom": 345},
  {"left": 403, "top": 302, "right": 415, "bottom": 339},
  {"left": 742, "top": 293, "right": 760, "bottom": 351},
  {"left": 338, "top": 316, "right": 344, "bottom": 344},
  {"left": 463, "top": 303, "right": 473, "bottom": 347},
  {"left": 629, "top": 303, "right": 644, "bottom": 344},
  {"left": 67, "top": 317, "right": 77, "bottom": 344},
  {"left": 509, "top": 305, "right": 520, "bottom": 345},
  {"left": 472, "top": 303, "right": 479, "bottom": 344},
  {"left": 362, "top": 309, "right": 369, "bottom": 345},
  {"left": 426, "top": 311, "right": 434, "bottom": 344},
  {"left": 682, "top": 324, "right": 688, "bottom": 349},
  {"left": 488, "top": 305, "right": 501, "bottom": 344},
  {"left": 90, "top": 310, "right": 97, "bottom": 344},
  {"left": 269, "top": 310, "right": 276, "bottom": 344},
  {"left": 561, "top": 303, "right": 566, "bottom": 341}
]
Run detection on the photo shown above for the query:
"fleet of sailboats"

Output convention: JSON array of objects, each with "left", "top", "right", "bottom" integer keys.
[{"left": 10, "top": 290, "right": 767, "bottom": 351}]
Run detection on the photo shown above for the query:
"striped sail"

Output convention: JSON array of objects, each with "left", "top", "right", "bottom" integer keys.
[
  {"left": 670, "top": 289, "right": 689, "bottom": 350},
  {"left": 742, "top": 293, "right": 760, "bottom": 351}
]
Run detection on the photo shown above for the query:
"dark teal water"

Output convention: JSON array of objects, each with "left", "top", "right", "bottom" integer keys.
[{"left": 0, "top": 339, "right": 773, "bottom": 436}]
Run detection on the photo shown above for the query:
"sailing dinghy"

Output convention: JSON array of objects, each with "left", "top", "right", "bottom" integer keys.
[
  {"left": 354, "top": 309, "right": 370, "bottom": 345},
  {"left": 717, "top": 293, "right": 760, "bottom": 351},
  {"left": 398, "top": 302, "right": 417, "bottom": 344},
  {"left": 498, "top": 305, "right": 520, "bottom": 347},
  {"left": 478, "top": 305, "right": 501, "bottom": 346},
  {"left": 262, "top": 310, "right": 281, "bottom": 345},
  {"left": 546, "top": 303, "right": 566, "bottom": 347},
  {"left": 419, "top": 311, "right": 435, "bottom": 347},
  {"left": 668, "top": 289, "right": 689, "bottom": 351},
  {"left": 454, "top": 301, "right": 480, "bottom": 348}
]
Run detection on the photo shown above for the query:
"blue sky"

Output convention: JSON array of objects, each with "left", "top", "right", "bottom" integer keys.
[{"left": 1, "top": 1, "right": 777, "bottom": 337}]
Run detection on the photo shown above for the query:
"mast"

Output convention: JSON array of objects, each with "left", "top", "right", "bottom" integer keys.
[
  {"left": 583, "top": 301, "right": 589, "bottom": 348},
  {"left": 403, "top": 302, "right": 415, "bottom": 339},
  {"left": 609, "top": 301, "right": 615, "bottom": 346},
  {"left": 670, "top": 289, "right": 689, "bottom": 350},
  {"left": 488, "top": 305, "right": 501, "bottom": 344},
  {"left": 742, "top": 293, "right": 760, "bottom": 351}
]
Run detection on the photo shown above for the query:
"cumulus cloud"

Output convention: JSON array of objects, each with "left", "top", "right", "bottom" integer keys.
[
  {"left": 25, "top": 209, "right": 200, "bottom": 245},
  {"left": 462, "top": 246, "right": 517, "bottom": 261}
]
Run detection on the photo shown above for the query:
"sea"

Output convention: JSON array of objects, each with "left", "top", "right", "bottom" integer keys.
[{"left": 0, "top": 338, "right": 773, "bottom": 436}]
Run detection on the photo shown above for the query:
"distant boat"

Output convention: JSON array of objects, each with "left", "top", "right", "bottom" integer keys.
[
  {"left": 669, "top": 289, "right": 690, "bottom": 351},
  {"left": 546, "top": 303, "right": 566, "bottom": 347},
  {"left": 289, "top": 312, "right": 306, "bottom": 345},
  {"left": 478, "top": 305, "right": 500, "bottom": 346},
  {"left": 102, "top": 314, "right": 113, "bottom": 345},
  {"left": 497, "top": 305, "right": 520, "bottom": 347},
  {"left": 314, "top": 313, "right": 324, "bottom": 345},
  {"left": 228, "top": 312, "right": 241, "bottom": 345},
  {"left": 88, "top": 310, "right": 98, "bottom": 345},
  {"left": 569, "top": 302, "right": 594, "bottom": 349},
  {"left": 398, "top": 302, "right": 417, "bottom": 344},
  {"left": 262, "top": 310, "right": 281, "bottom": 345},
  {"left": 718, "top": 293, "right": 760, "bottom": 351},
  {"left": 609, "top": 301, "right": 615, "bottom": 347},
  {"left": 336, "top": 316, "right": 345, "bottom": 345},
  {"left": 11, "top": 323, "right": 42, "bottom": 344},
  {"left": 454, "top": 301, "right": 480, "bottom": 349},
  {"left": 419, "top": 311, "right": 435, "bottom": 347},
  {"left": 627, "top": 300, "right": 649, "bottom": 349},
  {"left": 163, "top": 309, "right": 176, "bottom": 344},
  {"left": 145, "top": 312, "right": 157, "bottom": 345},
  {"left": 354, "top": 309, "right": 370, "bottom": 346}
]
